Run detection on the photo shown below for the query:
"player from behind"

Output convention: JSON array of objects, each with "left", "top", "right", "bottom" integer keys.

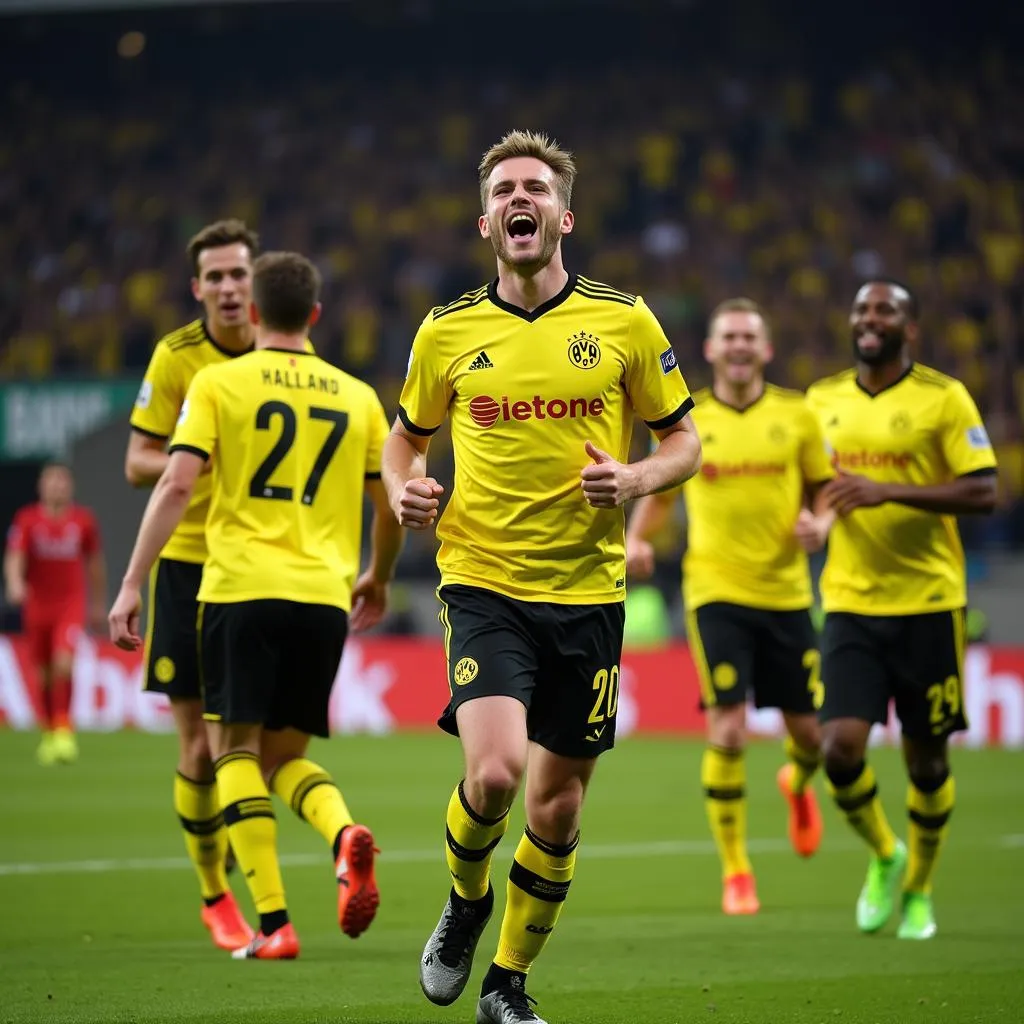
[
  {"left": 807, "top": 280, "right": 997, "bottom": 940},
  {"left": 124, "top": 219, "right": 260, "bottom": 950},
  {"left": 625, "top": 299, "right": 835, "bottom": 915},
  {"left": 110, "top": 251, "right": 402, "bottom": 959},
  {"left": 383, "top": 130, "right": 701, "bottom": 1024},
  {"left": 4, "top": 462, "right": 105, "bottom": 765}
]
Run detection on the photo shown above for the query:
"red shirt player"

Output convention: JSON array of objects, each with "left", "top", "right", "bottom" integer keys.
[{"left": 3, "top": 461, "right": 106, "bottom": 765}]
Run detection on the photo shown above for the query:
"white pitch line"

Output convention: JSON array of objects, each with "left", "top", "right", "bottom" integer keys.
[{"left": 0, "top": 835, "right": 1018, "bottom": 878}]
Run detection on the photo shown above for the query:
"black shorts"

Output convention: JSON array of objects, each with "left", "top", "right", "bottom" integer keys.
[
  {"left": 686, "top": 602, "right": 821, "bottom": 714},
  {"left": 198, "top": 600, "right": 347, "bottom": 738},
  {"left": 820, "top": 609, "right": 968, "bottom": 740},
  {"left": 143, "top": 558, "right": 204, "bottom": 699},
  {"left": 437, "top": 584, "right": 625, "bottom": 759}
]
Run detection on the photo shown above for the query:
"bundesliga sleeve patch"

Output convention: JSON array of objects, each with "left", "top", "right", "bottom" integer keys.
[
  {"left": 966, "top": 426, "right": 991, "bottom": 449},
  {"left": 135, "top": 380, "right": 153, "bottom": 410},
  {"left": 659, "top": 346, "right": 678, "bottom": 375}
]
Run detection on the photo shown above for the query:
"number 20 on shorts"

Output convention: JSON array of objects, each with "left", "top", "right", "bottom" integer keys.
[{"left": 588, "top": 666, "right": 620, "bottom": 725}]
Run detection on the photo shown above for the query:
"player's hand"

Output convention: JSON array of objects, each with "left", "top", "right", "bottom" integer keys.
[
  {"left": 794, "top": 509, "right": 830, "bottom": 553},
  {"left": 625, "top": 537, "right": 655, "bottom": 579},
  {"left": 580, "top": 441, "right": 639, "bottom": 509},
  {"left": 350, "top": 571, "right": 388, "bottom": 633},
  {"left": 4, "top": 579, "right": 25, "bottom": 606},
  {"left": 822, "top": 472, "right": 890, "bottom": 516},
  {"left": 395, "top": 477, "right": 444, "bottom": 530},
  {"left": 108, "top": 584, "right": 143, "bottom": 651}
]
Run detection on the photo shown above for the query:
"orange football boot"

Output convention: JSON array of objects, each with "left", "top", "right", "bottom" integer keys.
[
  {"left": 231, "top": 922, "right": 300, "bottom": 960},
  {"left": 722, "top": 872, "right": 760, "bottom": 915},
  {"left": 201, "top": 891, "right": 255, "bottom": 951},
  {"left": 777, "top": 763, "right": 824, "bottom": 858},
  {"left": 336, "top": 824, "right": 380, "bottom": 938}
]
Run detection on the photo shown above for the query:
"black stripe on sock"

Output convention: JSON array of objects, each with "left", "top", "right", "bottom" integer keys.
[
  {"left": 446, "top": 827, "right": 503, "bottom": 862},
  {"left": 178, "top": 813, "right": 224, "bottom": 836},
  {"left": 709, "top": 745, "right": 743, "bottom": 760},
  {"left": 458, "top": 780, "right": 509, "bottom": 827},
  {"left": 176, "top": 771, "right": 215, "bottom": 787},
  {"left": 525, "top": 827, "right": 579, "bottom": 858},
  {"left": 908, "top": 808, "right": 952, "bottom": 830},
  {"left": 826, "top": 761, "right": 866, "bottom": 790},
  {"left": 291, "top": 774, "right": 335, "bottom": 818},
  {"left": 909, "top": 771, "right": 950, "bottom": 794},
  {"left": 704, "top": 786, "right": 745, "bottom": 801},
  {"left": 790, "top": 749, "right": 821, "bottom": 770},
  {"left": 222, "top": 796, "right": 275, "bottom": 826},
  {"left": 835, "top": 785, "right": 878, "bottom": 813},
  {"left": 508, "top": 860, "right": 570, "bottom": 903},
  {"left": 214, "top": 750, "right": 260, "bottom": 772}
]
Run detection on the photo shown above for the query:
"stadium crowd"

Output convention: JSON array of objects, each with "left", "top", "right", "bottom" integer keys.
[{"left": 1, "top": 4, "right": 1022, "bottom": 553}]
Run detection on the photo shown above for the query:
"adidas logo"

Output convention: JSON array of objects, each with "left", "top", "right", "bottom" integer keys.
[{"left": 468, "top": 351, "right": 494, "bottom": 370}]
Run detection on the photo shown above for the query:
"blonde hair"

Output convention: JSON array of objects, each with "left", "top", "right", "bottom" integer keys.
[
  {"left": 708, "top": 297, "right": 770, "bottom": 338},
  {"left": 478, "top": 130, "right": 576, "bottom": 211}
]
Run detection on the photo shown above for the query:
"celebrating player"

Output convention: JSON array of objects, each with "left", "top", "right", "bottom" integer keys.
[
  {"left": 626, "top": 298, "right": 834, "bottom": 915},
  {"left": 807, "top": 280, "right": 997, "bottom": 940},
  {"left": 4, "top": 462, "right": 105, "bottom": 765},
  {"left": 110, "top": 251, "right": 401, "bottom": 959},
  {"left": 125, "top": 219, "right": 261, "bottom": 950},
  {"left": 383, "top": 130, "right": 701, "bottom": 1024}
]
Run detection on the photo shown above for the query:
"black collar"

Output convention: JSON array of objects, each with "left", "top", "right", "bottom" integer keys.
[{"left": 487, "top": 272, "right": 577, "bottom": 323}]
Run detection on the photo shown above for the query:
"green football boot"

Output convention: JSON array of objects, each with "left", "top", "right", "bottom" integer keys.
[
  {"left": 856, "top": 840, "right": 907, "bottom": 933},
  {"left": 897, "top": 891, "right": 937, "bottom": 940}
]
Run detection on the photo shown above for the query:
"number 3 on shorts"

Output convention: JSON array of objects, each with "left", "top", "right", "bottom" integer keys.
[{"left": 588, "top": 666, "right": 620, "bottom": 724}]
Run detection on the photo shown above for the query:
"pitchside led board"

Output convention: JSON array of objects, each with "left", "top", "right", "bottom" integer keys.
[{"left": 0, "top": 634, "right": 1021, "bottom": 748}]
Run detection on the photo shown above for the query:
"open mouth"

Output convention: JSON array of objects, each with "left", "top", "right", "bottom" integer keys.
[
  {"left": 857, "top": 330, "right": 882, "bottom": 349},
  {"left": 220, "top": 302, "right": 243, "bottom": 316},
  {"left": 507, "top": 213, "right": 538, "bottom": 242}
]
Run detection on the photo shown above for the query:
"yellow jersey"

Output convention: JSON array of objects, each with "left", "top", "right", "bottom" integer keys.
[
  {"left": 683, "top": 385, "right": 834, "bottom": 611},
  {"left": 806, "top": 364, "right": 998, "bottom": 616},
  {"left": 399, "top": 274, "right": 694, "bottom": 604},
  {"left": 130, "top": 320, "right": 253, "bottom": 564},
  {"left": 169, "top": 348, "right": 389, "bottom": 611}
]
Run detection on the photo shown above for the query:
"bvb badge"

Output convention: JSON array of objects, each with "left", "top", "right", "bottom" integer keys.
[
  {"left": 890, "top": 411, "right": 912, "bottom": 434},
  {"left": 453, "top": 657, "right": 479, "bottom": 686},
  {"left": 768, "top": 424, "right": 787, "bottom": 444},
  {"left": 155, "top": 656, "right": 176, "bottom": 684},
  {"left": 567, "top": 331, "right": 601, "bottom": 369}
]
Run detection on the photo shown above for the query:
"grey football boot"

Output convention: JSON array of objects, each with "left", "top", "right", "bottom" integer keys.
[
  {"left": 476, "top": 975, "right": 547, "bottom": 1024},
  {"left": 419, "top": 886, "right": 494, "bottom": 1005}
]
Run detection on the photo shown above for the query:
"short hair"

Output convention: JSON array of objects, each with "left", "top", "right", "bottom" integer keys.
[
  {"left": 478, "top": 130, "right": 576, "bottom": 211},
  {"left": 859, "top": 279, "right": 920, "bottom": 320},
  {"left": 252, "top": 252, "right": 321, "bottom": 333},
  {"left": 186, "top": 219, "right": 259, "bottom": 275},
  {"left": 707, "top": 297, "right": 770, "bottom": 337}
]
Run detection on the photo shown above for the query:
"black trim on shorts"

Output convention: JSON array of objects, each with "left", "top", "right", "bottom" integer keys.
[
  {"left": 365, "top": 472, "right": 381, "bottom": 480},
  {"left": 962, "top": 467, "right": 997, "bottom": 477}
]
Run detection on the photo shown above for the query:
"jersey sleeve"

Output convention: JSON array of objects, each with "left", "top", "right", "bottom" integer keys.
[
  {"left": 129, "top": 341, "right": 183, "bottom": 439},
  {"left": 624, "top": 297, "right": 694, "bottom": 429},
  {"left": 799, "top": 400, "right": 835, "bottom": 483},
  {"left": 940, "top": 382, "right": 998, "bottom": 477},
  {"left": 365, "top": 390, "right": 389, "bottom": 479},
  {"left": 169, "top": 369, "right": 218, "bottom": 460},
  {"left": 397, "top": 315, "right": 452, "bottom": 436},
  {"left": 5, "top": 508, "right": 28, "bottom": 554}
]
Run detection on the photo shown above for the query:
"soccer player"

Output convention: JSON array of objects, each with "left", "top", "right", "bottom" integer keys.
[
  {"left": 383, "top": 131, "right": 701, "bottom": 1024},
  {"left": 124, "top": 219, "right": 260, "bottom": 950},
  {"left": 4, "top": 462, "right": 105, "bottom": 765},
  {"left": 109, "top": 251, "right": 401, "bottom": 959},
  {"left": 624, "top": 298, "right": 835, "bottom": 915},
  {"left": 807, "top": 280, "right": 997, "bottom": 940}
]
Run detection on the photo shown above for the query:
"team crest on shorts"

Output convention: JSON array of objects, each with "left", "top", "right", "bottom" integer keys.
[
  {"left": 713, "top": 662, "right": 738, "bottom": 690},
  {"left": 155, "top": 656, "right": 176, "bottom": 684},
  {"left": 567, "top": 331, "right": 601, "bottom": 369},
  {"left": 453, "top": 657, "right": 479, "bottom": 685}
]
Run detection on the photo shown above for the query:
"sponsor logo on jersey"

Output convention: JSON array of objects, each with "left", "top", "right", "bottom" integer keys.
[
  {"left": 833, "top": 449, "right": 912, "bottom": 471},
  {"left": 700, "top": 460, "right": 786, "bottom": 482},
  {"left": 468, "top": 395, "right": 606, "bottom": 428}
]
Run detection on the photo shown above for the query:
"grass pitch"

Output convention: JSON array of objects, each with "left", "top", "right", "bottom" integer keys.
[{"left": 1, "top": 731, "right": 1021, "bottom": 1023}]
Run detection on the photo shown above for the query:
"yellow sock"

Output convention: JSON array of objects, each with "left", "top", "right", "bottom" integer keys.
[
  {"left": 494, "top": 829, "right": 577, "bottom": 974},
  {"left": 701, "top": 745, "right": 751, "bottom": 879},
  {"left": 173, "top": 772, "right": 229, "bottom": 900},
  {"left": 445, "top": 781, "right": 510, "bottom": 901},
  {"left": 215, "top": 751, "right": 286, "bottom": 914},
  {"left": 784, "top": 735, "right": 821, "bottom": 796},
  {"left": 905, "top": 775, "right": 955, "bottom": 894},
  {"left": 270, "top": 757, "right": 353, "bottom": 849},
  {"left": 826, "top": 762, "right": 898, "bottom": 860}
]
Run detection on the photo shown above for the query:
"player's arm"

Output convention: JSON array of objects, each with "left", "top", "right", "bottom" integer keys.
[
  {"left": 625, "top": 489, "right": 677, "bottom": 579},
  {"left": 350, "top": 479, "right": 407, "bottom": 633},
  {"left": 794, "top": 404, "right": 837, "bottom": 551},
  {"left": 383, "top": 316, "right": 451, "bottom": 530},
  {"left": 125, "top": 430, "right": 170, "bottom": 488},
  {"left": 3, "top": 513, "right": 27, "bottom": 606}
]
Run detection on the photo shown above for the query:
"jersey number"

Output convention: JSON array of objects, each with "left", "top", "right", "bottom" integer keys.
[
  {"left": 249, "top": 401, "right": 348, "bottom": 505},
  {"left": 588, "top": 666, "right": 620, "bottom": 724}
]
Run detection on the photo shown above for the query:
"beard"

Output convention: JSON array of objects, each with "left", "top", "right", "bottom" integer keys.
[
  {"left": 852, "top": 325, "right": 905, "bottom": 366},
  {"left": 489, "top": 213, "right": 562, "bottom": 274}
]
